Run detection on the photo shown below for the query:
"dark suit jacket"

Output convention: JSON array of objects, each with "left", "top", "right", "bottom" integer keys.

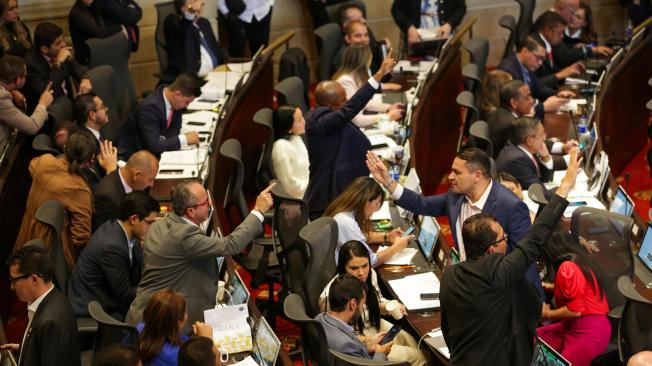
[
  {"left": 497, "top": 52, "right": 556, "bottom": 102},
  {"left": 98, "top": 0, "right": 141, "bottom": 51},
  {"left": 552, "top": 37, "right": 590, "bottom": 69},
  {"left": 304, "top": 81, "right": 375, "bottom": 217},
  {"left": 440, "top": 194, "right": 568, "bottom": 366},
  {"left": 396, "top": 180, "right": 544, "bottom": 298},
  {"left": 118, "top": 85, "right": 182, "bottom": 159},
  {"left": 163, "top": 15, "right": 228, "bottom": 80},
  {"left": 68, "top": 219, "right": 142, "bottom": 320},
  {"left": 391, "top": 0, "right": 466, "bottom": 33},
  {"left": 68, "top": 1, "right": 123, "bottom": 65},
  {"left": 496, "top": 142, "right": 554, "bottom": 192},
  {"left": 487, "top": 106, "right": 516, "bottom": 158},
  {"left": 92, "top": 169, "right": 126, "bottom": 231},
  {"left": 23, "top": 50, "right": 88, "bottom": 113},
  {"left": 18, "top": 288, "right": 81, "bottom": 366}
]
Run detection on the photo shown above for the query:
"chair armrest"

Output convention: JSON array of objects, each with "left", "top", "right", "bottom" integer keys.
[
  {"left": 77, "top": 317, "right": 98, "bottom": 335},
  {"left": 608, "top": 304, "right": 624, "bottom": 320}
]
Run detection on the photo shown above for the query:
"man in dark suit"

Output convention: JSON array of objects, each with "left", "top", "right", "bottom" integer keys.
[
  {"left": 118, "top": 73, "right": 201, "bottom": 159},
  {"left": 98, "top": 0, "right": 142, "bottom": 52},
  {"left": 551, "top": 0, "right": 613, "bottom": 60},
  {"left": 92, "top": 150, "right": 159, "bottom": 231},
  {"left": 391, "top": 0, "right": 466, "bottom": 45},
  {"left": 23, "top": 22, "right": 92, "bottom": 113},
  {"left": 4, "top": 245, "right": 81, "bottom": 366},
  {"left": 531, "top": 12, "right": 585, "bottom": 84},
  {"left": 304, "top": 53, "right": 395, "bottom": 220},
  {"left": 440, "top": 153, "right": 578, "bottom": 365},
  {"left": 367, "top": 147, "right": 545, "bottom": 298},
  {"left": 68, "top": 192, "right": 160, "bottom": 320},
  {"left": 162, "top": 0, "right": 229, "bottom": 83}
]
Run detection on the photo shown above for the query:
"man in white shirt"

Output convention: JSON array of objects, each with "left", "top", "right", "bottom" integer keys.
[
  {"left": 218, "top": 0, "right": 274, "bottom": 57},
  {"left": 2, "top": 245, "right": 81, "bottom": 366}
]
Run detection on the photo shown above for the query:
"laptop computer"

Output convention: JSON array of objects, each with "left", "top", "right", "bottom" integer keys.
[
  {"left": 250, "top": 316, "right": 282, "bottom": 366},
  {"left": 227, "top": 270, "right": 251, "bottom": 306},
  {"left": 610, "top": 185, "right": 635, "bottom": 217},
  {"left": 638, "top": 224, "right": 652, "bottom": 274},
  {"left": 416, "top": 216, "right": 441, "bottom": 263},
  {"left": 531, "top": 337, "right": 571, "bottom": 366}
]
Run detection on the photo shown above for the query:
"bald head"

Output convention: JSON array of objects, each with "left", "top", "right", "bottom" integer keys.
[
  {"left": 629, "top": 352, "right": 652, "bottom": 366},
  {"left": 124, "top": 150, "right": 159, "bottom": 191},
  {"left": 315, "top": 81, "right": 347, "bottom": 108}
]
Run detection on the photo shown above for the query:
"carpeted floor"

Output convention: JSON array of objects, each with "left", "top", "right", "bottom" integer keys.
[{"left": 614, "top": 141, "right": 652, "bottom": 221}]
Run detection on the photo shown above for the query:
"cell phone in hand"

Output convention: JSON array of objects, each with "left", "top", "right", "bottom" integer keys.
[
  {"left": 402, "top": 226, "right": 415, "bottom": 237},
  {"left": 379, "top": 325, "right": 401, "bottom": 345}
]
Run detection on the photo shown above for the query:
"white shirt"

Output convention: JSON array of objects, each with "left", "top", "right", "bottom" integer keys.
[
  {"left": 271, "top": 135, "right": 309, "bottom": 199},
  {"left": 118, "top": 168, "right": 134, "bottom": 194},
  {"left": 218, "top": 0, "right": 274, "bottom": 23},
  {"left": 517, "top": 144, "right": 554, "bottom": 171},
  {"left": 539, "top": 33, "right": 552, "bottom": 56},
  {"left": 19, "top": 286, "right": 54, "bottom": 365},
  {"left": 162, "top": 89, "right": 188, "bottom": 148},
  {"left": 332, "top": 211, "right": 378, "bottom": 267},
  {"left": 196, "top": 24, "right": 217, "bottom": 78},
  {"left": 565, "top": 27, "right": 582, "bottom": 40},
  {"left": 118, "top": 221, "right": 137, "bottom": 265},
  {"left": 86, "top": 126, "right": 101, "bottom": 142},
  {"left": 420, "top": 0, "right": 440, "bottom": 29}
]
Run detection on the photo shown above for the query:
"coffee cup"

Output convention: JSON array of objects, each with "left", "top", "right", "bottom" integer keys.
[{"left": 386, "top": 300, "right": 403, "bottom": 320}]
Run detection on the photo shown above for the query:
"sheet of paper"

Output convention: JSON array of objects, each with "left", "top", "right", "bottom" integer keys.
[
  {"left": 371, "top": 200, "right": 391, "bottom": 221},
  {"left": 388, "top": 272, "right": 440, "bottom": 311},
  {"left": 392, "top": 60, "right": 420, "bottom": 73},
  {"left": 188, "top": 99, "right": 222, "bottom": 111},
  {"left": 227, "top": 61, "right": 253, "bottom": 74},
  {"left": 182, "top": 111, "right": 219, "bottom": 133},
  {"left": 204, "top": 305, "right": 252, "bottom": 354},
  {"left": 159, "top": 148, "right": 208, "bottom": 166},
  {"left": 424, "top": 329, "right": 450, "bottom": 359},
  {"left": 378, "top": 246, "right": 418, "bottom": 265},
  {"left": 231, "top": 356, "right": 259, "bottom": 366}
]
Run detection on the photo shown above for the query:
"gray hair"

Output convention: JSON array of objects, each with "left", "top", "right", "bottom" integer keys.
[
  {"left": 171, "top": 178, "right": 203, "bottom": 216},
  {"left": 512, "top": 116, "right": 540, "bottom": 145}
]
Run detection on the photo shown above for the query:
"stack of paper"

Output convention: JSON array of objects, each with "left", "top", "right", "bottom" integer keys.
[
  {"left": 227, "top": 61, "right": 253, "bottom": 74},
  {"left": 182, "top": 111, "right": 218, "bottom": 133},
  {"left": 388, "top": 272, "right": 440, "bottom": 311},
  {"left": 425, "top": 329, "right": 450, "bottom": 359},
  {"left": 378, "top": 246, "right": 418, "bottom": 265},
  {"left": 159, "top": 148, "right": 208, "bottom": 166},
  {"left": 204, "top": 305, "right": 252, "bottom": 354}
]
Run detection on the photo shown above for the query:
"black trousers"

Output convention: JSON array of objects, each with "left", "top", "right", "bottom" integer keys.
[{"left": 225, "top": 9, "right": 272, "bottom": 57}]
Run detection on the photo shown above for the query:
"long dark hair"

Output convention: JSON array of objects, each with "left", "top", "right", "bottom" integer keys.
[
  {"left": 577, "top": 2, "right": 596, "bottom": 44},
  {"left": 139, "top": 289, "right": 187, "bottom": 362},
  {"left": 272, "top": 105, "right": 297, "bottom": 141},
  {"left": 324, "top": 177, "right": 384, "bottom": 241},
  {"left": 541, "top": 232, "right": 607, "bottom": 300},
  {"left": 336, "top": 240, "right": 381, "bottom": 332},
  {"left": 64, "top": 131, "right": 95, "bottom": 177}
]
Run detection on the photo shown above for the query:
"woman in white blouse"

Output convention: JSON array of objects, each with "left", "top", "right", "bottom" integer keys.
[
  {"left": 271, "top": 105, "right": 309, "bottom": 199},
  {"left": 333, "top": 44, "right": 403, "bottom": 128}
]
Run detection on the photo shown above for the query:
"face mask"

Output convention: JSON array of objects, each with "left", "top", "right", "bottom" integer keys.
[{"left": 183, "top": 11, "right": 196, "bottom": 21}]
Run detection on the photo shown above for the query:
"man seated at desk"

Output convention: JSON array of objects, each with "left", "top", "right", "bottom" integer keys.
[
  {"left": 366, "top": 147, "right": 545, "bottom": 299},
  {"left": 118, "top": 73, "right": 201, "bottom": 160},
  {"left": 315, "top": 274, "right": 394, "bottom": 361},
  {"left": 439, "top": 148, "right": 579, "bottom": 365}
]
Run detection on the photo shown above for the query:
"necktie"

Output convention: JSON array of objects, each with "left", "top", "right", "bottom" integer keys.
[
  {"left": 198, "top": 28, "right": 219, "bottom": 68},
  {"left": 547, "top": 50, "right": 554, "bottom": 67},
  {"left": 166, "top": 108, "right": 173, "bottom": 129},
  {"left": 530, "top": 155, "right": 541, "bottom": 177}
]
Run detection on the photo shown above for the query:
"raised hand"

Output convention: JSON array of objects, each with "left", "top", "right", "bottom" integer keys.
[
  {"left": 254, "top": 182, "right": 276, "bottom": 213},
  {"left": 366, "top": 151, "right": 391, "bottom": 187}
]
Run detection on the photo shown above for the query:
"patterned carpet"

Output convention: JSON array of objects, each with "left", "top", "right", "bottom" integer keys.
[{"left": 615, "top": 141, "right": 652, "bottom": 221}]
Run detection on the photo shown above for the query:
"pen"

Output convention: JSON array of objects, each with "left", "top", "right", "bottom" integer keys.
[{"left": 385, "top": 265, "right": 415, "bottom": 271}]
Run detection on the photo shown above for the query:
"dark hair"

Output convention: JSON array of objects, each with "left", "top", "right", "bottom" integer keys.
[
  {"left": 576, "top": 2, "right": 596, "bottom": 44},
  {"left": 168, "top": 73, "right": 205, "bottom": 98},
  {"left": 336, "top": 241, "right": 381, "bottom": 332},
  {"left": 517, "top": 35, "right": 545, "bottom": 52},
  {"left": 461, "top": 213, "right": 501, "bottom": 260},
  {"left": 92, "top": 344, "right": 141, "bottom": 366},
  {"left": 0, "top": 55, "right": 25, "bottom": 83},
  {"left": 480, "top": 69, "right": 512, "bottom": 114},
  {"left": 497, "top": 172, "right": 520, "bottom": 187},
  {"left": 73, "top": 92, "right": 98, "bottom": 126},
  {"left": 173, "top": 0, "right": 186, "bottom": 15},
  {"left": 33, "top": 22, "right": 63, "bottom": 50},
  {"left": 118, "top": 192, "right": 161, "bottom": 221},
  {"left": 456, "top": 147, "right": 492, "bottom": 178},
  {"left": 500, "top": 79, "right": 525, "bottom": 109},
  {"left": 337, "top": 2, "right": 365, "bottom": 26},
  {"left": 511, "top": 116, "right": 540, "bottom": 145},
  {"left": 177, "top": 336, "right": 216, "bottom": 366},
  {"left": 51, "top": 121, "right": 80, "bottom": 152},
  {"left": 273, "top": 105, "right": 296, "bottom": 141},
  {"left": 328, "top": 274, "right": 367, "bottom": 312},
  {"left": 324, "top": 177, "right": 384, "bottom": 241},
  {"left": 171, "top": 178, "right": 203, "bottom": 216},
  {"left": 64, "top": 131, "right": 96, "bottom": 177},
  {"left": 540, "top": 233, "right": 607, "bottom": 299},
  {"left": 7, "top": 245, "right": 54, "bottom": 283},
  {"left": 533, "top": 11, "right": 567, "bottom": 32},
  {"left": 139, "top": 289, "right": 187, "bottom": 363}
]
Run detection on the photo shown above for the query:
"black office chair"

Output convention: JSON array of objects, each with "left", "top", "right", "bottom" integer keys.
[
  {"left": 324, "top": 0, "right": 366, "bottom": 23},
  {"left": 617, "top": 276, "right": 652, "bottom": 361},
  {"left": 330, "top": 349, "right": 409, "bottom": 366},
  {"left": 32, "top": 134, "right": 60, "bottom": 155},
  {"left": 88, "top": 301, "right": 139, "bottom": 361},
  {"left": 275, "top": 76, "right": 309, "bottom": 113},
  {"left": 515, "top": 0, "right": 535, "bottom": 44},
  {"left": 253, "top": 108, "right": 275, "bottom": 192},
  {"left": 283, "top": 293, "right": 330, "bottom": 366},
  {"left": 87, "top": 65, "right": 121, "bottom": 141},
  {"left": 47, "top": 97, "right": 73, "bottom": 126},
  {"left": 528, "top": 183, "right": 548, "bottom": 205},
  {"left": 462, "top": 37, "right": 489, "bottom": 79},
  {"left": 462, "top": 63, "right": 482, "bottom": 108},
  {"left": 468, "top": 120, "right": 493, "bottom": 157},
  {"left": 456, "top": 91, "right": 479, "bottom": 151},
  {"left": 314, "top": 23, "right": 344, "bottom": 81},
  {"left": 499, "top": 14, "right": 517, "bottom": 60},
  {"left": 154, "top": 1, "right": 175, "bottom": 82},
  {"left": 34, "top": 200, "right": 69, "bottom": 293}
]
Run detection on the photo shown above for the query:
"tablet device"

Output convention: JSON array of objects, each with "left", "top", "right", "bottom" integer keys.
[
  {"left": 638, "top": 224, "right": 652, "bottom": 273},
  {"left": 610, "top": 185, "right": 635, "bottom": 217},
  {"left": 416, "top": 216, "right": 440, "bottom": 263},
  {"left": 251, "top": 316, "right": 281, "bottom": 366},
  {"left": 531, "top": 337, "right": 571, "bottom": 366},
  {"left": 227, "top": 270, "right": 250, "bottom": 306}
]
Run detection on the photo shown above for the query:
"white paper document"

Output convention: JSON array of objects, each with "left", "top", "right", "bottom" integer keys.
[
  {"left": 558, "top": 98, "right": 587, "bottom": 113},
  {"left": 371, "top": 201, "right": 391, "bottom": 221},
  {"left": 204, "top": 305, "right": 252, "bottom": 354},
  {"left": 388, "top": 272, "right": 440, "bottom": 311},
  {"left": 416, "top": 27, "right": 441, "bottom": 41},
  {"left": 377, "top": 246, "right": 418, "bottom": 265},
  {"left": 227, "top": 61, "right": 253, "bottom": 74},
  {"left": 159, "top": 148, "right": 208, "bottom": 166},
  {"left": 425, "top": 329, "right": 450, "bottom": 359}
]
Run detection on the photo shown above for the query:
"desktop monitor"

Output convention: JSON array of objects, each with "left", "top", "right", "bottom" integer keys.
[
  {"left": 531, "top": 338, "right": 570, "bottom": 366},
  {"left": 227, "top": 270, "right": 250, "bottom": 306},
  {"left": 610, "top": 185, "right": 635, "bottom": 217},
  {"left": 638, "top": 224, "right": 652, "bottom": 273},
  {"left": 251, "top": 316, "right": 281, "bottom": 366},
  {"left": 417, "top": 216, "right": 440, "bottom": 262}
]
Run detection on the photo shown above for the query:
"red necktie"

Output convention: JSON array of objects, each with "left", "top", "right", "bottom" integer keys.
[
  {"left": 166, "top": 108, "right": 173, "bottom": 129},
  {"left": 547, "top": 50, "right": 553, "bottom": 66}
]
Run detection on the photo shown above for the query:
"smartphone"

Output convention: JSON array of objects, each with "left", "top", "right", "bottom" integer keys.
[
  {"left": 420, "top": 293, "right": 439, "bottom": 300},
  {"left": 402, "top": 226, "right": 415, "bottom": 237},
  {"left": 379, "top": 325, "right": 401, "bottom": 345}
]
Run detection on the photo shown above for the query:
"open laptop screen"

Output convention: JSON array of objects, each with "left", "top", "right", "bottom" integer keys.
[
  {"left": 610, "top": 185, "right": 634, "bottom": 217},
  {"left": 252, "top": 316, "right": 281, "bottom": 366},
  {"left": 531, "top": 337, "right": 570, "bottom": 366},
  {"left": 227, "top": 271, "right": 250, "bottom": 306},
  {"left": 417, "top": 216, "right": 440, "bottom": 262},
  {"left": 638, "top": 224, "right": 652, "bottom": 273}
]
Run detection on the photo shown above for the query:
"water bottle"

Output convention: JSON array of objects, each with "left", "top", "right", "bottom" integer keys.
[{"left": 577, "top": 120, "right": 590, "bottom": 150}]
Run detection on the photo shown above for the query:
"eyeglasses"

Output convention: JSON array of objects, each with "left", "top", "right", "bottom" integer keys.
[
  {"left": 488, "top": 234, "right": 508, "bottom": 247},
  {"left": 530, "top": 50, "right": 546, "bottom": 62},
  {"left": 94, "top": 104, "right": 108, "bottom": 112},
  {"left": 9, "top": 273, "right": 35, "bottom": 285},
  {"left": 191, "top": 199, "right": 210, "bottom": 208}
]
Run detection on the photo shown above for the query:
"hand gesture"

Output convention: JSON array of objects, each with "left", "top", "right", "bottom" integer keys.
[
  {"left": 373, "top": 48, "right": 396, "bottom": 82},
  {"left": 78, "top": 78, "right": 93, "bottom": 95},
  {"left": 557, "top": 146, "right": 581, "bottom": 197},
  {"left": 55, "top": 47, "right": 73, "bottom": 66},
  {"left": 386, "top": 228, "right": 403, "bottom": 243},
  {"left": 392, "top": 234, "right": 413, "bottom": 251},
  {"left": 97, "top": 140, "right": 118, "bottom": 173},
  {"left": 543, "top": 95, "right": 570, "bottom": 113},
  {"left": 537, "top": 140, "right": 551, "bottom": 160},
  {"left": 185, "top": 131, "right": 200, "bottom": 145},
  {"left": 407, "top": 26, "right": 421, "bottom": 45},
  {"left": 562, "top": 139, "right": 579, "bottom": 154},
  {"left": 254, "top": 182, "right": 276, "bottom": 213},
  {"left": 366, "top": 151, "right": 391, "bottom": 188},
  {"left": 192, "top": 321, "right": 213, "bottom": 338},
  {"left": 38, "top": 81, "right": 54, "bottom": 107},
  {"left": 387, "top": 105, "right": 403, "bottom": 121}
]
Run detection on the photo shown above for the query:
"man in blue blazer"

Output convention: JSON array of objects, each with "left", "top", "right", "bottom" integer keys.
[
  {"left": 367, "top": 148, "right": 544, "bottom": 299},
  {"left": 118, "top": 73, "right": 201, "bottom": 159},
  {"left": 68, "top": 192, "right": 160, "bottom": 321},
  {"left": 304, "top": 53, "right": 396, "bottom": 220}
]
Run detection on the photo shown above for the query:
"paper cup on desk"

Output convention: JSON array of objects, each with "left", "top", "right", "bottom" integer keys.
[{"left": 386, "top": 300, "right": 403, "bottom": 320}]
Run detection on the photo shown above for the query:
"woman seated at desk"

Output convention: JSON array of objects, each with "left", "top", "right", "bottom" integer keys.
[
  {"left": 319, "top": 240, "right": 426, "bottom": 366},
  {"left": 137, "top": 289, "right": 213, "bottom": 366},
  {"left": 271, "top": 105, "right": 309, "bottom": 199},
  {"left": 324, "top": 176, "right": 413, "bottom": 267},
  {"left": 333, "top": 44, "right": 403, "bottom": 128}
]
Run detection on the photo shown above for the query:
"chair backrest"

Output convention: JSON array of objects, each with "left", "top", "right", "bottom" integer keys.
[
  {"left": 515, "top": 0, "right": 535, "bottom": 44},
  {"left": 87, "top": 32, "right": 137, "bottom": 121},
  {"left": 499, "top": 14, "right": 517, "bottom": 60},
  {"left": 275, "top": 76, "right": 309, "bottom": 113},
  {"left": 219, "top": 138, "right": 249, "bottom": 222},
  {"left": 47, "top": 97, "right": 73, "bottom": 126},
  {"left": 468, "top": 120, "right": 493, "bottom": 157},
  {"left": 283, "top": 294, "right": 331, "bottom": 366},
  {"left": 32, "top": 134, "right": 60, "bottom": 155},
  {"left": 330, "top": 349, "right": 410, "bottom": 366},
  {"left": 154, "top": 1, "right": 175, "bottom": 74},
  {"left": 462, "top": 63, "right": 482, "bottom": 104},
  {"left": 570, "top": 207, "right": 635, "bottom": 309},
  {"left": 617, "top": 276, "right": 652, "bottom": 360},
  {"left": 278, "top": 48, "right": 310, "bottom": 110},
  {"left": 88, "top": 301, "right": 139, "bottom": 358},
  {"left": 23, "top": 239, "right": 47, "bottom": 250},
  {"left": 527, "top": 183, "right": 548, "bottom": 205},
  {"left": 457, "top": 91, "right": 479, "bottom": 142},
  {"left": 325, "top": 0, "right": 367, "bottom": 24},
  {"left": 34, "top": 200, "right": 69, "bottom": 292},
  {"left": 314, "top": 23, "right": 344, "bottom": 81},
  {"left": 300, "top": 217, "right": 338, "bottom": 317},
  {"left": 463, "top": 37, "right": 489, "bottom": 79},
  {"left": 87, "top": 65, "right": 121, "bottom": 141},
  {"left": 253, "top": 108, "right": 275, "bottom": 191}
]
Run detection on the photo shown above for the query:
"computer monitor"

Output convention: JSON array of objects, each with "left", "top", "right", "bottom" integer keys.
[
  {"left": 531, "top": 337, "right": 570, "bottom": 366},
  {"left": 417, "top": 216, "right": 440, "bottom": 262},
  {"left": 583, "top": 125, "right": 599, "bottom": 174},
  {"left": 638, "top": 224, "right": 652, "bottom": 273},
  {"left": 610, "top": 185, "right": 635, "bottom": 217},
  {"left": 227, "top": 271, "right": 250, "bottom": 306},
  {"left": 251, "top": 316, "right": 281, "bottom": 366}
]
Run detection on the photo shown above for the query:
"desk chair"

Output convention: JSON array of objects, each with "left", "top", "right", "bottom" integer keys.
[
  {"left": 253, "top": 108, "right": 275, "bottom": 191},
  {"left": 47, "top": 97, "right": 73, "bottom": 126},
  {"left": 283, "top": 293, "right": 330, "bottom": 366},
  {"left": 462, "top": 37, "right": 489, "bottom": 79},
  {"left": 275, "top": 76, "right": 309, "bottom": 113},
  {"left": 499, "top": 15, "right": 517, "bottom": 60},
  {"left": 515, "top": 0, "right": 535, "bottom": 45},
  {"left": 88, "top": 301, "right": 139, "bottom": 362},
  {"left": 32, "top": 134, "right": 60, "bottom": 156},
  {"left": 468, "top": 120, "right": 493, "bottom": 157},
  {"left": 154, "top": 1, "right": 175, "bottom": 84},
  {"left": 462, "top": 63, "right": 482, "bottom": 109},
  {"left": 456, "top": 91, "right": 479, "bottom": 151},
  {"left": 34, "top": 200, "right": 68, "bottom": 293},
  {"left": 617, "top": 276, "right": 652, "bottom": 361},
  {"left": 527, "top": 182, "right": 548, "bottom": 216},
  {"left": 330, "top": 350, "right": 409, "bottom": 366},
  {"left": 324, "top": 1, "right": 367, "bottom": 24},
  {"left": 315, "top": 23, "right": 343, "bottom": 81}
]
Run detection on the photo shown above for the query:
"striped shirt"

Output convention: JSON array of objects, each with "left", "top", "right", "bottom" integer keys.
[{"left": 333, "top": 211, "right": 378, "bottom": 266}]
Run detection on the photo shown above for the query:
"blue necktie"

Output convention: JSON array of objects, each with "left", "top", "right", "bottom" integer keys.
[{"left": 198, "top": 28, "right": 219, "bottom": 68}]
